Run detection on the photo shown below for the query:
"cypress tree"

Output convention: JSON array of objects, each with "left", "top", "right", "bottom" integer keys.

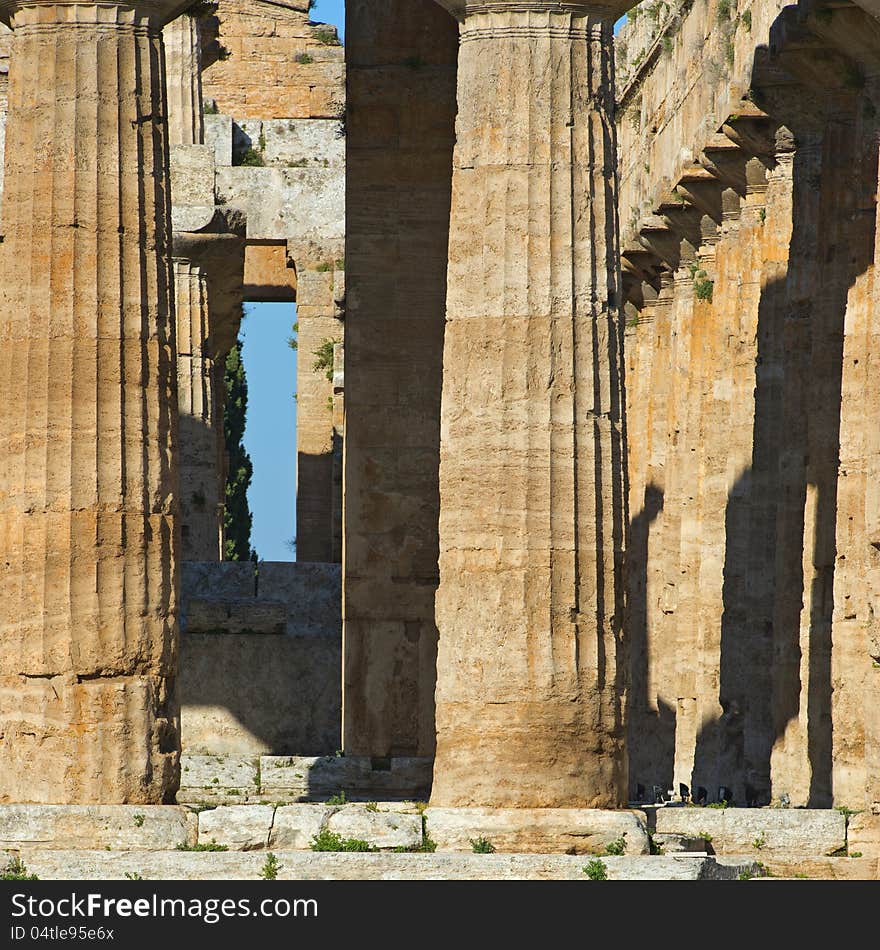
[{"left": 223, "top": 340, "right": 255, "bottom": 561}]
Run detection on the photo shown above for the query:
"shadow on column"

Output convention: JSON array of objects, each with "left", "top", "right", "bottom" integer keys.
[
  {"left": 626, "top": 483, "right": 677, "bottom": 802},
  {"left": 691, "top": 90, "right": 878, "bottom": 806}
]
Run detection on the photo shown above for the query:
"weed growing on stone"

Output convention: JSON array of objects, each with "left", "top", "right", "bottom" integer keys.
[
  {"left": 176, "top": 839, "right": 229, "bottom": 852},
  {"left": 694, "top": 275, "right": 714, "bottom": 302},
  {"left": 605, "top": 834, "right": 627, "bottom": 856},
  {"left": 583, "top": 859, "right": 608, "bottom": 881},
  {"left": 1, "top": 858, "right": 38, "bottom": 881},
  {"left": 326, "top": 790, "right": 347, "bottom": 806},
  {"left": 260, "top": 854, "right": 282, "bottom": 880},
  {"left": 133, "top": 813, "right": 145, "bottom": 827},
  {"left": 365, "top": 802, "right": 379, "bottom": 813},
  {"left": 752, "top": 832, "right": 766, "bottom": 851},
  {"left": 647, "top": 833, "right": 665, "bottom": 855},
  {"left": 310, "top": 829, "right": 376, "bottom": 852},
  {"left": 469, "top": 837, "right": 496, "bottom": 854},
  {"left": 124, "top": 872, "right": 144, "bottom": 881},
  {"left": 313, "top": 27, "right": 340, "bottom": 46}
]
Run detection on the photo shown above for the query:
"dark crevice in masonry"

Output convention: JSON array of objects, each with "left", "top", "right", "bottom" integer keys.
[{"left": 266, "top": 804, "right": 277, "bottom": 849}]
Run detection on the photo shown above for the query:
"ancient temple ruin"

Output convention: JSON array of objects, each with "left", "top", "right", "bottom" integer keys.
[{"left": 0, "top": 0, "right": 879, "bottom": 880}]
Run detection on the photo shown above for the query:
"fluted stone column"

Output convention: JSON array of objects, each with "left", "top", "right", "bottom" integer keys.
[
  {"left": 431, "top": 0, "right": 633, "bottom": 808},
  {"left": 174, "top": 258, "right": 225, "bottom": 561},
  {"left": 163, "top": 11, "right": 202, "bottom": 147},
  {"left": 0, "top": 0, "right": 190, "bottom": 803}
]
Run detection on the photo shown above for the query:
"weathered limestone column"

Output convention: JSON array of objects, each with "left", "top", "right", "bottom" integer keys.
[
  {"left": 0, "top": 0, "right": 190, "bottom": 803},
  {"left": 431, "top": 1, "right": 632, "bottom": 807},
  {"left": 163, "top": 9, "right": 202, "bottom": 147},
  {"left": 173, "top": 257, "right": 225, "bottom": 561}
]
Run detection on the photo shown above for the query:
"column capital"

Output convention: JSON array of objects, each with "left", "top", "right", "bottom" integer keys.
[
  {"left": 433, "top": 0, "right": 636, "bottom": 23},
  {"left": 0, "top": 0, "right": 196, "bottom": 28}
]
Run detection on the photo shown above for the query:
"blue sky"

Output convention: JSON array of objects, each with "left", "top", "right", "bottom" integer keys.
[{"left": 239, "top": 303, "right": 299, "bottom": 562}]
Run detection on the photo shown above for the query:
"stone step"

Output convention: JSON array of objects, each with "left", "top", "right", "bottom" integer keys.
[
  {"left": 652, "top": 805, "right": 848, "bottom": 856},
  {"left": 721, "top": 852, "right": 880, "bottom": 881},
  {"left": 178, "top": 754, "right": 433, "bottom": 805},
  {"left": 2, "top": 851, "right": 761, "bottom": 882}
]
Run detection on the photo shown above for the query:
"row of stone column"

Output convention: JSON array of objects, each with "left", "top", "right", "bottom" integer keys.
[{"left": 0, "top": 0, "right": 634, "bottom": 805}]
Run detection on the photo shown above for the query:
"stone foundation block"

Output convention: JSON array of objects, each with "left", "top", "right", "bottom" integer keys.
[
  {"left": 423, "top": 808, "right": 650, "bottom": 855},
  {"left": 326, "top": 805, "right": 423, "bottom": 851},
  {"left": 178, "top": 755, "right": 260, "bottom": 803},
  {"left": 197, "top": 806, "right": 273, "bottom": 851},
  {"left": 0, "top": 806, "right": 192, "bottom": 852},
  {"left": 269, "top": 805, "right": 333, "bottom": 850},
  {"left": 259, "top": 756, "right": 432, "bottom": 801},
  {"left": 848, "top": 813, "right": 880, "bottom": 858},
  {"left": 654, "top": 807, "right": 847, "bottom": 855}
]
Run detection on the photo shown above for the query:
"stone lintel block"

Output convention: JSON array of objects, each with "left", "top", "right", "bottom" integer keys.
[
  {"left": 848, "top": 813, "right": 880, "bottom": 858},
  {"left": 654, "top": 807, "right": 847, "bottom": 856},
  {"left": 423, "top": 808, "right": 650, "bottom": 855},
  {"left": 177, "top": 755, "right": 260, "bottom": 802},
  {"left": 0, "top": 806, "right": 192, "bottom": 852},
  {"left": 260, "top": 756, "right": 433, "bottom": 802},
  {"left": 326, "top": 806, "right": 423, "bottom": 851},
  {"left": 198, "top": 806, "right": 274, "bottom": 852}
]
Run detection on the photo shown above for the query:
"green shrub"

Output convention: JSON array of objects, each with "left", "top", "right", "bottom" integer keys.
[
  {"left": 310, "top": 829, "right": 377, "bottom": 853},
  {"left": 605, "top": 834, "right": 627, "bottom": 856},
  {"left": 260, "top": 854, "right": 282, "bottom": 880},
  {"left": 1, "top": 858, "right": 38, "bottom": 881},
  {"left": 469, "top": 837, "right": 496, "bottom": 854},
  {"left": 176, "top": 839, "right": 229, "bottom": 852},
  {"left": 313, "top": 339, "right": 340, "bottom": 382},
  {"left": 583, "top": 859, "right": 608, "bottom": 881}
]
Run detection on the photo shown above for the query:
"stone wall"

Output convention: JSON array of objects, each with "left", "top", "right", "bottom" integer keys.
[
  {"left": 179, "top": 562, "right": 341, "bottom": 755},
  {"left": 619, "top": 0, "right": 880, "bottom": 812},
  {"left": 201, "top": 0, "right": 344, "bottom": 120}
]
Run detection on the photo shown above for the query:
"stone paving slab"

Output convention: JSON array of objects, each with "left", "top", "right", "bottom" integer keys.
[
  {"left": 423, "top": 807, "right": 650, "bottom": 855},
  {"left": 0, "top": 806, "right": 194, "bottom": 852},
  {"left": 198, "top": 805, "right": 274, "bottom": 851},
  {"left": 653, "top": 807, "right": 847, "bottom": 856},
  {"left": 17, "top": 851, "right": 758, "bottom": 881},
  {"left": 326, "top": 806, "right": 423, "bottom": 850}
]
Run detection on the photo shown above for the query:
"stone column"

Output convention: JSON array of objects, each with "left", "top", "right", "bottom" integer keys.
[
  {"left": 174, "top": 257, "right": 224, "bottom": 561},
  {"left": 163, "top": 10, "right": 202, "bottom": 147},
  {"left": 431, "top": 1, "right": 632, "bottom": 808},
  {"left": 0, "top": 0, "right": 189, "bottom": 804}
]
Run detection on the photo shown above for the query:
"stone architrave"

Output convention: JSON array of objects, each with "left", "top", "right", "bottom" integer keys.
[
  {"left": 431, "top": 0, "right": 634, "bottom": 808},
  {"left": 0, "top": 0, "right": 192, "bottom": 804}
]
